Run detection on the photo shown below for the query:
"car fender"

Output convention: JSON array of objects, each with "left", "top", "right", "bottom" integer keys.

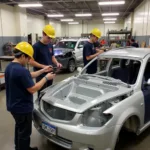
[{"left": 108, "top": 108, "right": 141, "bottom": 149}]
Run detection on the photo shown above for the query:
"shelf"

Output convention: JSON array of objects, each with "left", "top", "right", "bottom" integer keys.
[
  {"left": 108, "top": 31, "right": 132, "bottom": 34},
  {"left": 110, "top": 39, "right": 127, "bottom": 42}
]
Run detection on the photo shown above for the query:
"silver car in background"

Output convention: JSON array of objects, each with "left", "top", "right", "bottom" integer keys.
[{"left": 33, "top": 48, "right": 150, "bottom": 150}]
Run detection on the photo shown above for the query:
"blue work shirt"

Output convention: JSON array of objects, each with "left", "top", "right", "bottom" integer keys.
[
  {"left": 33, "top": 41, "right": 54, "bottom": 77},
  {"left": 5, "top": 62, "right": 35, "bottom": 113},
  {"left": 83, "top": 41, "right": 97, "bottom": 74}
]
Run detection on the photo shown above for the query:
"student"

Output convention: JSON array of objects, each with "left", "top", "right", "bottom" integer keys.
[
  {"left": 30, "top": 25, "right": 62, "bottom": 97},
  {"left": 5, "top": 42, "right": 55, "bottom": 150},
  {"left": 130, "top": 39, "right": 139, "bottom": 48},
  {"left": 83, "top": 28, "right": 104, "bottom": 74}
]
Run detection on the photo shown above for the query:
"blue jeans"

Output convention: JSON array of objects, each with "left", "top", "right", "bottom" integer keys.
[{"left": 11, "top": 112, "right": 32, "bottom": 150}]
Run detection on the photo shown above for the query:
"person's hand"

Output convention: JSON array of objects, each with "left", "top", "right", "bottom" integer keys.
[
  {"left": 56, "top": 63, "right": 62, "bottom": 68},
  {"left": 45, "top": 73, "right": 56, "bottom": 80},
  {"left": 42, "top": 66, "right": 53, "bottom": 73},
  {"left": 96, "top": 48, "right": 101, "bottom": 52},
  {"left": 99, "top": 50, "right": 104, "bottom": 53}
]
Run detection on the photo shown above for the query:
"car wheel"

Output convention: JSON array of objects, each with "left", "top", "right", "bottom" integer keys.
[
  {"left": 115, "top": 128, "right": 137, "bottom": 150},
  {"left": 68, "top": 59, "right": 76, "bottom": 73}
]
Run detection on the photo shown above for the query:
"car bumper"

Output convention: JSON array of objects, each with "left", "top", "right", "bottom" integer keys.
[{"left": 33, "top": 108, "right": 119, "bottom": 150}]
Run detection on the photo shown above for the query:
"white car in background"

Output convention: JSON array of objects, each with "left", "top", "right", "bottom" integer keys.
[{"left": 55, "top": 38, "right": 88, "bottom": 63}]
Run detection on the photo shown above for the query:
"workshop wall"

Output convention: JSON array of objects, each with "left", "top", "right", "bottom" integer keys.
[
  {"left": 49, "top": 21, "right": 62, "bottom": 37},
  {"left": 0, "top": 4, "right": 17, "bottom": 55},
  {"left": 127, "top": 0, "right": 150, "bottom": 46},
  {"left": 61, "top": 21, "right": 124, "bottom": 38},
  {"left": 27, "top": 17, "right": 62, "bottom": 43},
  {"left": 124, "top": 0, "right": 150, "bottom": 47},
  {"left": 27, "top": 14, "right": 45, "bottom": 38},
  {"left": 124, "top": 13, "right": 132, "bottom": 30},
  {"left": 0, "top": 4, "right": 28, "bottom": 55}
]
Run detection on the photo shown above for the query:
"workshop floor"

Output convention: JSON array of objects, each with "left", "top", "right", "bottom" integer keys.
[{"left": 1, "top": 69, "right": 150, "bottom": 150}]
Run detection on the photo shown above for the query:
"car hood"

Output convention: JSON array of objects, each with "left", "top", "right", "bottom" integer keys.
[
  {"left": 41, "top": 75, "right": 133, "bottom": 113},
  {"left": 53, "top": 48, "right": 74, "bottom": 56}
]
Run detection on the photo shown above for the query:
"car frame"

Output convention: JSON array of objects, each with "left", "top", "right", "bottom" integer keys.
[{"left": 33, "top": 48, "right": 150, "bottom": 150}]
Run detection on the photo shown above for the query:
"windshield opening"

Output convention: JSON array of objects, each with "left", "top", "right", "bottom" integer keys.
[
  {"left": 55, "top": 41, "right": 77, "bottom": 49},
  {"left": 95, "top": 57, "right": 141, "bottom": 85}
]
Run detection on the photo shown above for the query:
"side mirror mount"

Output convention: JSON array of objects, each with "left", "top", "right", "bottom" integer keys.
[
  {"left": 77, "top": 67, "right": 82, "bottom": 73},
  {"left": 147, "top": 79, "right": 150, "bottom": 85},
  {"left": 143, "top": 79, "right": 150, "bottom": 87}
]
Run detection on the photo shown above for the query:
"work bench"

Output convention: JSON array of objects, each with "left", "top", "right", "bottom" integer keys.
[
  {"left": 0, "top": 56, "right": 30, "bottom": 91},
  {"left": 0, "top": 56, "right": 14, "bottom": 91},
  {"left": 0, "top": 56, "right": 14, "bottom": 72}
]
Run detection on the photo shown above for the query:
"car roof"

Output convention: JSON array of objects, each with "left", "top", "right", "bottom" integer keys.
[
  {"left": 61, "top": 38, "right": 88, "bottom": 42},
  {"left": 61, "top": 39, "right": 78, "bottom": 41},
  {"left": 101, "top": 48, "right": 150, "bottom": 59}
]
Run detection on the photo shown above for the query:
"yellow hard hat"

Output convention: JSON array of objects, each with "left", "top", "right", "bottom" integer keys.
[
  {"left": 91, "top": 28, "right": 101, "bottom": 38},
  {"left": 43, "top": 25, "right": 55, "bottom": 39},
  {"left": 15, "top": 42, "right": 34, "bottom": 59}
]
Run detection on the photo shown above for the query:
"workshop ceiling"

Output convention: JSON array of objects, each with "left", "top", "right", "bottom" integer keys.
[{"left": 0, "top": 0, "right": 144, "bottom": 22}]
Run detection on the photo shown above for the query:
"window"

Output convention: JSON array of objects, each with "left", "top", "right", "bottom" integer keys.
[
  {"left": 111, "top": 58, "right": 120, "bottom": 68},
  {"left": 55, "top": 41, "right": 77, "bottom": 49},
  {"left": 98, "top": 58, "right": 109, "bottom": 72},
  {"left": 97, "top": 58, "right": 141, "bottom": 85},
  {"left": 77, "top": 41, "right": 87, "bottom": 49},
  {"left": 110, "top": 59, "right": 141, "bottom": 84},
  {"left": 143, "top": 60, "right": 150, "bottom": 82}
]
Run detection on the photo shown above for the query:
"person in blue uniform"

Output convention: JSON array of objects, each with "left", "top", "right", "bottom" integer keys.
[
  {"left": 30, "top": 25, "right": 62, "bottom": 97},
  {"left": 5, "top": 42, "right": 55, "bottom": 150},
  {"left": 130, "top": 39, "right": 139, "bottom": 48},
  {"left": 83, "top": 28, "right": 104, "bottom": 74}
]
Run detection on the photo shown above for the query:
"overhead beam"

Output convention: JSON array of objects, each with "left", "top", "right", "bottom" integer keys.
[
  {"left": 1, "top": 0, "right": 134, "bottom": 4},
  {"left": 84, "top": 1, "right": 92, "bottom": 12},
  {"left": 55, "top": 1, "right": 74, "bottom": 14},
  {"left": 121, "top": 0, "right": 134, "bottom": 18}
]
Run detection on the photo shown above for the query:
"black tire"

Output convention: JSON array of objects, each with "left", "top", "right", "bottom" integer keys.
[
  {"left": 115, "top": 128, "right": 136, "bottom": 150},
  {"left": 68, "top": 59, "right": 76, "bottom": 73}
]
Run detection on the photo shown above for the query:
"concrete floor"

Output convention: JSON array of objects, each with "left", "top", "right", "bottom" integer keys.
[{"left": 1, "top": 69, "right": 150, "bottom": 150}]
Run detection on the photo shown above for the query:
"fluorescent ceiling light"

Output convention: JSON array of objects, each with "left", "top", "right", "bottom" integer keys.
[
  {"left": 104, "top": 21, "right": 115, "bottom": 24},
  {"left": 102, "top": 13, "right": 119, "bottom": 16},
  {"left": 61, "top": 19, "right": 74, "bottom": 22},
  {"left": 99, "top": 1, "right": 125, "bottom": 5},
  {"left": 68, "top": 22, "right": 79, "bottom": 24},
  {"left": 18, "top": 3, "right": 43, "bottom": 7},
  {"left": 47, "top": 14, "right": 64, "bottom": 17},
  {"left": 103, "top": 18, "right": 117, "bottom": 20},
  {"left": 75, "top": 13, "right": 92, "bottom": 17}
]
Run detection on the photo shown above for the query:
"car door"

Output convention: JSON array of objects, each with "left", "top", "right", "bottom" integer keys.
[
  {"left": 75, "top": 40, "right": 87, "bottom": 62},
  {"left": 142, "top": 60, "right": 150, "bottom": 123}
]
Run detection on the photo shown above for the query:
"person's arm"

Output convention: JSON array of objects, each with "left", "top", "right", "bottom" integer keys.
[
  {"left": 85, "top": 47, "right": 104, "bottom": 61},
  {"left": 51, "top": 45, "right": 62, "bottom": 68},
  {"left": 27, "top": 73, "right": 55, "bottom": 94},
  {"left": 86, "top": 52, "right": 101, "bottom": 61},
  {"left": 21, "top": 69, "right": 55, "bottom": 95},
  {"left": 96, "top": 48, "right": 105, "bottom": 52},
  {"left": 84, "top": 44, "right": 103, "bottom": 61},
  {"left": 52, "top": 56, "right": 59, "bottom": 65},
  {"left": 30, "top": 66, "right": 51, "bottom": 78},
  {"left": 52, "top": 55, "right": 62, "bottom": 68},
  {"left": 29, "top": 59, "right": 46, "bottom": 69}
]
